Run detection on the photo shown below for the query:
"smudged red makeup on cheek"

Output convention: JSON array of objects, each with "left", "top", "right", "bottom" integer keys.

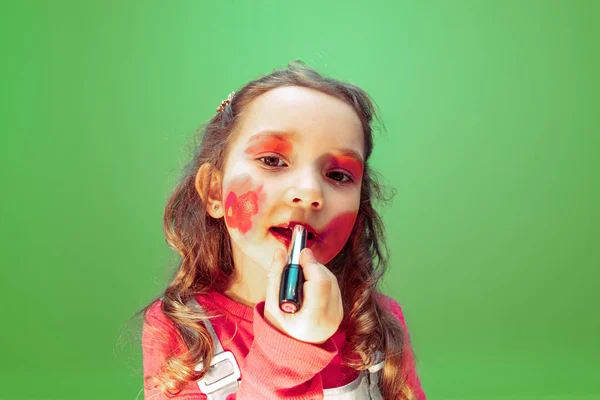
[
  {"left": 313, "top": 211, "right": 359, "bottom": 263},
  {"left": 223, "top": 175, "right": 266, "bottom": 234},
  {"left": 224, "top": 192, "right": 258, "bottom": 234}
]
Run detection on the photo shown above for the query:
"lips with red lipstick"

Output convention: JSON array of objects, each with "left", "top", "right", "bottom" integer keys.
[{"left": 269, "top": 222, "right": 318, "bottom": 248}]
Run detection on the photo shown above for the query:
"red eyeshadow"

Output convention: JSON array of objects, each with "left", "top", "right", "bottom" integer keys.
[
  {"left": 329, "top": 155, "right": 364, "bottom": 181},
  {"left": 244, "top": 136, "right": 293, "bottom": 155}
]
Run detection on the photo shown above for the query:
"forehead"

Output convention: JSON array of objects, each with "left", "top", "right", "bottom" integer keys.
[{"left": 231, "top": 86, "right": 365, "bottom": 157}]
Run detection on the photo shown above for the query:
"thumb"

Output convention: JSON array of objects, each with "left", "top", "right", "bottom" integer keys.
[{"left": 265, "top": 248, "right": 287, "bottom": 307}]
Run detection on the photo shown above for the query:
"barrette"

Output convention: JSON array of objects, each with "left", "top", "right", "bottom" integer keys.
[{"left": 216, "top": 91, "right": 236, "bottom": 113}]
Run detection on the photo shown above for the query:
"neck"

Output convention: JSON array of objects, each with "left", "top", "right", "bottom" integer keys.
[{"left": 224, "top": 260, "right": 268, "bottom": 308}]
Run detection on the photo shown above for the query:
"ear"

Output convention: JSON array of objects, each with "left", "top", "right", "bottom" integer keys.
[{"left": 195, "top": 163, "right": 224, "bottom": 219}]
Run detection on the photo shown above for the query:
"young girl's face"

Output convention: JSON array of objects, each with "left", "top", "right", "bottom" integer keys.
[{"left": 220, "top": 86, "right": 364, "bottom": 272}]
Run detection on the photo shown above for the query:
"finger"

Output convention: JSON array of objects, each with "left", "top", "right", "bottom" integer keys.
[
  {"left": 265, "top": 248, "right": 287, "bottom": 308},
  {"left": 298, "top": 248, "right": 328, "bottom": 281},
  {"left": 299, "top": 248, "right": 334, "bottom": 310}
]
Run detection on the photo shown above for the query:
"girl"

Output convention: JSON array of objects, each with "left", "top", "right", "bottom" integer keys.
[{"left": 142, "top": 61, "right": 426, "bottom": 400}]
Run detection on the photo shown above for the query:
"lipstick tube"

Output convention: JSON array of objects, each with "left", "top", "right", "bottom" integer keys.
[{"left": 279, "top": 225, "right": 307, "bottom": 313}]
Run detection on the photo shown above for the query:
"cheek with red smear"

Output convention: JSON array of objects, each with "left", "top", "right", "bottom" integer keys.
[
  {"left": 223, "top": 175, "right": 266, "bottom": 235},
  {"left": 313, "top": 210, "right": 359, "bottom": 263}
]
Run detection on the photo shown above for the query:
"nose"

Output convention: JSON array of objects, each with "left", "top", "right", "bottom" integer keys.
[{"left": 285, "top": 169, "right": 324, "bottom": 211}]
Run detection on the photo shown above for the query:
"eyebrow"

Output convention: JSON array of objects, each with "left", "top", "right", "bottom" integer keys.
[
  {"left": 246, "top": 130, "right": 298, "bottom": 144},
  {"left": 331, "top": 149, "right": 364, "bottom": 165},
  {"left": 246, "top": 130, "right": 364, "bottom": 164}
]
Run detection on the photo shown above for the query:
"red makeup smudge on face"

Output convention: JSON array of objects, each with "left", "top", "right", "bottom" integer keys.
[
  {"left": 313, "top": 211, "right": 359, "bottom": 263},
  {"left": 224, "top": 175, "right": 265, "bottom": 234},
  {"left": 244, "top": 135, "right": 293, "bottom": 155},
  {"left": 329, "top": 155, "right": 364, "bottom": 182}
]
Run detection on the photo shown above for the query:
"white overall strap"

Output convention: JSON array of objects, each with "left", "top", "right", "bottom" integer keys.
[
  {"left": 322, "top": 352, "right": 385, "bottom": 399},
  {"left": 366, "top": 351, "right": 385, "bottom": 400},
  {"left": 186, "top": 297, "right": 241, "bottom": 400}
]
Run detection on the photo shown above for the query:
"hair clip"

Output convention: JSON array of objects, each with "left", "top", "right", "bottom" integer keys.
[{"left": 216, "top": 91, "right": 236, "bottom": 113}]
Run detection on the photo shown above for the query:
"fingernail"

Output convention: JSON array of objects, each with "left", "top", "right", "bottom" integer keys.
[
  {"left": 303, "top": 248, "right": 315, "bottom": 261},
  {"left": 272, "top": 249, "right": 281, "bottom": 263}
]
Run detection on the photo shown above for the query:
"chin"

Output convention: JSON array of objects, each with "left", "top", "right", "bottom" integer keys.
[{"left": 256, "top": 247, "right": 283, "bottom": 271}]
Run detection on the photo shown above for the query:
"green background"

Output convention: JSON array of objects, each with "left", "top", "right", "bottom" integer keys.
[{"left": 1, "top": 1, "right": 598, "bottom": 399}]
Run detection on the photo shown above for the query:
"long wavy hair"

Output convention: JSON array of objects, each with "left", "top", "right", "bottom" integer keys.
[{"left": 142, "top": 61, "right": 416, "bottom": 399}]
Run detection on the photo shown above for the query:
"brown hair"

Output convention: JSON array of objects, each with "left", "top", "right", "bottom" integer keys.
[{"left": 143, "top": 61, "right": 416, "bottom": 399}]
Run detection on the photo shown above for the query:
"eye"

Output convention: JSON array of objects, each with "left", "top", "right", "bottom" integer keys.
[
  {"left": 327, "top": 171, "right": 353, "bottom": 183},
  {"left": 258, "top": 155, "right": 287, "bottom": 167}
]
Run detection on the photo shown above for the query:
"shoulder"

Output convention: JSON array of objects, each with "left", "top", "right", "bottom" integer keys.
[
  {"left": 142, "top": 298, "right": 187, "bottom": 353},
  {"left": 143, "top": 294, "right": 217, "bottom": 332},
  {"left": 143, "top": 299, "right": 180, "bottom": 341},
  {"left": 374, "top": 292, "right": 408, "bottom": 328},
  {"left": 144, "top": 299, "right": 171, "bottom": 327}
]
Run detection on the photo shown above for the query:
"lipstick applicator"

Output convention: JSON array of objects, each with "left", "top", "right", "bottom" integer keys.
[{"left": 279, "top": 225, "right": 307, "bottom": 313}]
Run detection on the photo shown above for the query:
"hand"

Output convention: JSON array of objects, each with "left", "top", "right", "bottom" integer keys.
[{"left": 264, "top": 247, "right": 344, "bottom": 344}]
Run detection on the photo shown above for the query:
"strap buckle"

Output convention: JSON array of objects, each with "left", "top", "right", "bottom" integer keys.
[
  {"left": 368, "top": 351, "right": 385, "bottom": 373},
  {"left": 368, "top": 359, "right": 385, "bottom": 373},
  {"left": 195, "top": 351, "right": 241, "bottom": 394}
]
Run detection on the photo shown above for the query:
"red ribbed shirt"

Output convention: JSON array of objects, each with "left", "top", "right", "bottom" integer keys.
[{"left": 142, "top": 291, "right": 426, "bottom": 399}]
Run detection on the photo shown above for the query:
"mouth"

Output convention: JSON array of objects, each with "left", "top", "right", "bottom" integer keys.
[{"left": 269, "top": 223, "right": 317, "bottom": 247}]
